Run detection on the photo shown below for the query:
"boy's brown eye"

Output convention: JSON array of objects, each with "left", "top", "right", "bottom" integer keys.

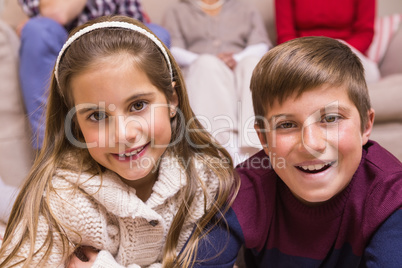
[
  {"left": 327, "top": 116, "right": 335, "bottom": 122},
  {"left": 323, "top": 115, "right": 339, "bottom": 123},
  {"left": 277, "top": 122, "right": 295, "bottom": 129}
]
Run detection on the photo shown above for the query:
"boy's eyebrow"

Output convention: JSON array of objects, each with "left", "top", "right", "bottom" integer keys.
[
  {"left": 321, "top": 103, "right": 352, "bottom": 114},
  {"left": 268, "top": 104, "right": 352, "bottom": 122},
  {"left": 76, "top": 92, "right": 156, "bottom": 115},
  {"left": 268, "top": 113, "right": 293, "bottom": 122}
]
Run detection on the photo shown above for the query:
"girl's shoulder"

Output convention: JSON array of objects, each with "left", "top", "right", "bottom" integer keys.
[
  {"left": 159, "top": 152, "right": 224, "bottom": 190},
  {"left": 193, "top": 153, "right": 225, "bottom": 179}
]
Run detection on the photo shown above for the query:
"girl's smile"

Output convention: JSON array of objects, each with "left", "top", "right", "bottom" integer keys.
[{"left": 112, "top": 142, "right": 149, "bottom": 162}]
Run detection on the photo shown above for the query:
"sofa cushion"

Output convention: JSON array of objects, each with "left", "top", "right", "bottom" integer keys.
[
  {"left": 367, "top": 14, "right": 401, "bottom": 64},
  {"left": 0, "top": 20, "right": 33, "bottom": 187},
  {"left": 368, "top": 74, "right": 402, "bottom": 123},
  {"left": 370, "top": 122, "right": 402, "bottom": 161},
  {"left": 379, "top": 19, "right": 402, "bottom": 76}
]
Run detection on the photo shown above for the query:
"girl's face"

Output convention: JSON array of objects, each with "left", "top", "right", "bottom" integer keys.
[
  {"left": 71, "top": 53, "right": 177, "bottom": 189},
  {"left": 256, "top": 85, "right": 374, "bottom": 205}
]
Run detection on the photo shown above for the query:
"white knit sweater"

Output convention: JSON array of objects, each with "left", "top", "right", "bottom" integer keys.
[{"left": 2, "top": 154, "right": 219, "bottom": 267}]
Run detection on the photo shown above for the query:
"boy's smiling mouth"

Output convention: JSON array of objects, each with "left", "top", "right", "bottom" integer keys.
[{"left": 296, "top": 161, "right": 336, "bottom": 174}]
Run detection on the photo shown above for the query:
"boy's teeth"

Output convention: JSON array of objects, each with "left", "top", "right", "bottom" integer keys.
[{"left": 300, "top": 163, "right": 326, "bottom": 171}]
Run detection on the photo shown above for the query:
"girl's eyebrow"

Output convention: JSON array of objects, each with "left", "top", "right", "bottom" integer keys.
[
  {"left": 76, "top": 92, "right": 157, "bottom": 115},
  {"left": 125, "top": 92, "right": 155, "bottom": 104},
  {"left": 76, "top": 105, "right": 101, "bottom": 115}
]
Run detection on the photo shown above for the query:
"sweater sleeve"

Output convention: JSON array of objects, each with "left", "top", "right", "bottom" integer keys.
[
  {"left": 190, "top": 208, "right": 244, "bottom": 267},
  {"left": 363, "top": 209, "right": 402, "bottom": 266},
  {"left": 275, "top": 0, "right": 297, "bottom": 44},
  {"left": 90, "top": 208, "right": 243, "bottom": 268},
  {"left": 170, "top": 46, "right": 199, "bottom": 67},
  {"left": 92, "top": 251, "right": 163, "bottom": 267},
  {"left": 92, "top": 250, "right": 144, "bottom": 268},
  {"left": 342, "top": 0, "right": 375, "bottom": 54},
  {"left": 233, "top": 43, "right": 269, "bottom": 63}
]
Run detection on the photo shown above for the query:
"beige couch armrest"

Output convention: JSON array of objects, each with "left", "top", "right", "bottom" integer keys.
[
  {"left": 0, "top": 19, "right": 33, "bottom": 187},
  {"left": 379, "top": 21, "right": 402, "bottom": 77}
]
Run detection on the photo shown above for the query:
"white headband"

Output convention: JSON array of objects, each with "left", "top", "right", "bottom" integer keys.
[{"left": 54, "top": 21, "right": 173, "bottom": 85}]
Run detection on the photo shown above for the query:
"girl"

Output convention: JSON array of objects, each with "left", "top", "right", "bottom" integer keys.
[{"left": 0, "top": 15, "right": 240, "bottom": 267}]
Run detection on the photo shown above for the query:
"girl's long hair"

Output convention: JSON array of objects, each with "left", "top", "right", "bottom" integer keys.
[{"left": 0, "top": 15, "right": 239, "bottom": 267}]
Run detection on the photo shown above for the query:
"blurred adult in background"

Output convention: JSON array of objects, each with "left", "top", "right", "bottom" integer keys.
[
  {"left": 275, "top": 0, "right": 381, "bottom": 83},
  {"left": 163, "top": 0, "right": 272, "bottom": 164},
  {"left": 17, "top": 0, "right": 170, "bottom": 149}
]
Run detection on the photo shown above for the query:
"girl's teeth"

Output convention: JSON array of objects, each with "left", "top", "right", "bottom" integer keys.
[{"left": 118, "top": 146, "right": 144, "bottom": 157}]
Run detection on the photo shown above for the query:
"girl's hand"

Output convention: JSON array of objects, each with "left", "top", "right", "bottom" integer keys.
[{"left": 67, "top": 246, "right": 99, "bottom": 268}]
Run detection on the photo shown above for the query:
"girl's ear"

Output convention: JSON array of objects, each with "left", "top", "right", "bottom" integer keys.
[
  {"left": 169, "top": 82, "right": 179, "bottom": 117},
  {"left": 361, "top": 108, "right": 375, "bottom": 145}
]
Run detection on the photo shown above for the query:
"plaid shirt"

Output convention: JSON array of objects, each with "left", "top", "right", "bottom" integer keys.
[{"left": 19, "top": 0, "right": 145, "bottom": 30}]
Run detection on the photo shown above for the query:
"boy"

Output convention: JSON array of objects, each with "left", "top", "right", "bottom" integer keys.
[{"left": 233, "top": 36, "right": 402, "bottom": 266}]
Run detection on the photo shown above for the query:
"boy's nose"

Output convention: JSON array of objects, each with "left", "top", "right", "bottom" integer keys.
[{"left": 301, "top": 123, "right": 327, "bottom": 156}]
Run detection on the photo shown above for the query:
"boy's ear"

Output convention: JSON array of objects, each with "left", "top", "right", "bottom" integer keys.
[
  {"left": 254, "top": 123, "right": 268, "bottom": 148},
  {"left": 361, "top": 108, "right": 375, "bottom": 145}
]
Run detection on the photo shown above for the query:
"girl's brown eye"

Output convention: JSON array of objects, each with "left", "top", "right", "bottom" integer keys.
[
  {"left": 131, "top": 101, "right": 147, "bottom": 111},
  {"left": 134, "top": 102, "right": 143, "bottom": 110},
  {"left": 89, "top": 112, "right": 106, "bottom": 121}
]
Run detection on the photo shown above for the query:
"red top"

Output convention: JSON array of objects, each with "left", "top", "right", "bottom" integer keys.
[{"left": 275, "top": 0, "right": 375, "bottom": 54}]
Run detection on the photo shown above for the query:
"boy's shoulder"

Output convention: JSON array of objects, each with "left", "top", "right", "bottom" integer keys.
[
  {"left": 357, "top": 140, "right": 402, "bottom": 238},
  {"left": 236, "top": 150, "right": 277, "bottom": 180},
  {"left": 363, "top": 140, "right": 402, "bottom": 176},
  {"left": 234, "top": 150, "right": 278, "bottom": 206},
  {"left": 232, "top": 150, "right": 277, "bottom": 251}
]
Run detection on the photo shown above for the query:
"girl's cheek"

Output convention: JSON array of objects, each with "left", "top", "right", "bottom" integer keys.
[{"left": 82, "top": 128, "right": 109, "bottom": 148}]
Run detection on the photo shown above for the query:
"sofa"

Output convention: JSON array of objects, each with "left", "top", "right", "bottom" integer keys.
[
  {"left": 144, "top": 0, "right": 402, "bottom": 162},
  {"left": 0, "top": 0, "right": 401, "bottom": 191},
  {"left": 0, "top": 0, "right": 401, "bottom": 258}
]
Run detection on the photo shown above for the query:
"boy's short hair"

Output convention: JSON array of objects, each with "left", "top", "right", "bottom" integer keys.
[{"left": 250, "top": 36, "right": 371, "bottom": 132}]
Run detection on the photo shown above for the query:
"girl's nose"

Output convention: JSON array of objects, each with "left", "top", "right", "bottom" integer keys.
[{"left": 115, "top": 115, "right": 141, "bottom": 145}]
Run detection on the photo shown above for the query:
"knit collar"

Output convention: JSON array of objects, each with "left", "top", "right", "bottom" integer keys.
[
  {"left": 146, "top": 155, "right": 187, "bottom": 208},
  {"left": 57, "top": 153, "right": 187, "bottom": 221}
]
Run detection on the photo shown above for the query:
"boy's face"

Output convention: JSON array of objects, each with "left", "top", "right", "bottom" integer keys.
[{"left": 255, "top": 85, "right": 374, "bottom": 205}]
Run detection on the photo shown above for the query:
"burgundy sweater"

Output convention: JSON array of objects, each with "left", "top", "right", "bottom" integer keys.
[{"left": 233, "top": 140, "right": 402, "bottom": 267}]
